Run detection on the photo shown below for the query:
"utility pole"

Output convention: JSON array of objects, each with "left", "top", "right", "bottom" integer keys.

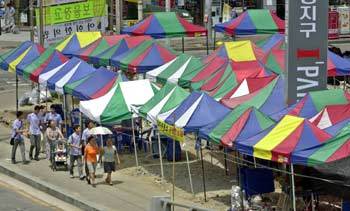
[
  {"left": 138, "top": 0, "right": 143, "bottom": 21},
  {"left": 39, "top": 0, "right": 44, "bottom": 46},
  {"left": 165, "top": 0, "right": 170, "bottom": 12},
  {"left": 205, "top": 0, "right": 212, "bottom": 42},
  {"left": 115, "top": 0, "right": 121, "bottom": 33},
  {"left": 29, "top": 0, "right": 34, "bottom": 41}
]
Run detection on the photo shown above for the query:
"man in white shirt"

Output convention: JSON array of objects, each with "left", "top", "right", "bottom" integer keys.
[{"left": 27, "top": 105, "right": 41, "bottom": 160}]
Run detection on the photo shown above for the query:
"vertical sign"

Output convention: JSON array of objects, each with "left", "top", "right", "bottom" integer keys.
[{"left": 286, "top": 0, "right": 328, "bottom": 104}]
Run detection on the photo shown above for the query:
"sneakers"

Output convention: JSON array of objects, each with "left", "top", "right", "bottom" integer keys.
[
  {"left": 70, "top": 175, "right": 74, "bottom": 178},
  {"left": 79, "top": 176, "right": 86, "bottom": 180},
  {"left": 34, "top": 157, "right": 40, "bottom": 161}
]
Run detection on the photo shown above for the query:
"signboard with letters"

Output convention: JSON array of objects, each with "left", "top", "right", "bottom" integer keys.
[
  {"left": 36, "top": 0, "right": 106, "bottom": 25},
  {"left": 35, "top": 16, "right": 108, "bottom": 46},
  {"left": 38, "top": 0, "right": 85, "bottom": 7},
  {"left": 286, "top": 0, "right": 328, "bottom": 104},
  {"left": 157, "top": 120, "right": 185, "bottom": 142}
]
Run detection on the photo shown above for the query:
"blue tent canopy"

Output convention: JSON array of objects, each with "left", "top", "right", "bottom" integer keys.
[{"left": 160, "top": 92, "right": 230, "bottom": 133}]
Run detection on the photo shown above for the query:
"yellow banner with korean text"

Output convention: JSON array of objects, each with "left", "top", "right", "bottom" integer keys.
[{"left": 157, "top": 120, "right": 185, "bottom": 142}]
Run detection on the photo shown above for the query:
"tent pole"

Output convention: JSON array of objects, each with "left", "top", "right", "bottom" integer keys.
[
  {"left": 131, "top": 117, "right": 139, "bottom": 167},
  {"left": 344, "top": 76, "right": 346, "bottom": 90},
  {"left": 333, "top": 76, "right": 336, "bottom": 88},
  {"left": 213, "top": 31, "right": 216, "bottom": 50},
  {"left": 185, "top": 148, "right": 194, "bottom": 196},
  {"left": 224, "top": 147, "right": 228, "bottom": 175},
  {"left": 206, "top": 34, "right": 209, "bottom": 55},
  {"left": 172, "top": 137, "right": 176, "bottom": 210},
  {"left": 63, "top": 94, "right": 68, "bottom": 137},
  {"left": 45, "top": 87, "right": 48, "bottom": 109},
  {"left": 253, "top": 157, "right": 257, "bottom": 168},
  {"left": 291, "top": 164, "right": 297, "bottom": 211},
  {"left": 182, "top": 36, "right": 185, "bottom": 53},
  {"left": 199, "top": 139, "right": 207, "bottom": 202},
  {"left": 15, "top": 74, "right": 18, "bottom": 113},
  {"left": 37, "top": 83, "right": 41, "bottom": 105},
  {"left": 71, "top": 95, "right": 75, "bottom": 110},
  {"left": 157, "top": 128, "right": 164, "bottom": 182}
]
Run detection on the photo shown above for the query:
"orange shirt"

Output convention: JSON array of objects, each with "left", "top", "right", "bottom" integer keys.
[{"left": 85, "top": 144, "right": 99, "bottom": 163}]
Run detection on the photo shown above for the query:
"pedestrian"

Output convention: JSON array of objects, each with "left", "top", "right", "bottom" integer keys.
[
  {"left": 11, "top": 111, "right": 28, "bottom": 164},
  {"left": 100, "top": 137, "right": 120, "bottom": 185},
  {"left": 27, "top": 105, "right": 41, "bottom": 161},
  {"left": 4, "top": 2, "right": 15, "bottom": 33},
  {"left": 81, "top": 120, "right": 95, "bottom": 154},
  {"left": 68, "top": 125, "right": 84, "bottom": 180},
  {"left": 45, "top": 105, "right": 63, "bottom": 130},
  {"left": 85, "top": 136, "right": 99, "bottom": 187},
  {"left": 46, "top": 120, "right": 64, "bottom": 160}
]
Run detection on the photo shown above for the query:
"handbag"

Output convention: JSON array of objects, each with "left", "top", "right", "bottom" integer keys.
[{"left": 10, "top": 138, "right": 14, "bottom": 145}]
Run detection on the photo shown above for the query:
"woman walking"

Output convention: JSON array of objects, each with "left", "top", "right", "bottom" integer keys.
[
  {"left": 100, "top": 137, "right": 120, "bottom": 185},
  {"left": 11, "top": 111, "right": 28, "bottom": 164},
  {"left": 84, "top": 136, "right": 99, "bottom": 187}
]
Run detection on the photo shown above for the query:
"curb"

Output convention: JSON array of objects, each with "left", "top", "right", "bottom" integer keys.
[{"left": 0, "top": 162, "right": 109, "bottom": 211}]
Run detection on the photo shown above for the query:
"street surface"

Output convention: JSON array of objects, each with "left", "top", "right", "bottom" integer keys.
[{"left": 0, "top": 173, "right": 80, "bottom": 211}]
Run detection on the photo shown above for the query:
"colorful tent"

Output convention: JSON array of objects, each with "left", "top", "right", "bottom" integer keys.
[
  {"left": 271, "top": 89, "right": 350, "bottom": 121},
  {"left": 260, "top": 35, "right": 350, "bottom": 76},
  {"left": 22, "top": 49, "right": 68, "bottom": 82},
  {"left": 90, "top": 36, "right": 152, "bottom": 67},
  {"left": 199, "top": 106, "right": 275, "bottom": 147},
  {"left": 111, "top": 39, "right": 177, "bottom": 73},
  {"left": 236, "top": 115, "right": 332, "bottom": 164},
  {"left": 256, "top": 33, "right": 284, "bottom": 52},
  {"left": 64, "top": 68, "right": 128, "bottom": 100},
  {"left": 54, "top": 32, "right": 102, "bottom": 56},
  {"left": 158, "top": 92, "right": 230, "bottom": 133},
  {"left": 70, "top": 34, "right": 129, "bottom": 62},
  {"left": 292, "top": 123, "right": 350, "bottom": 166},
  {"left": 0, "top": 41, "right": 44, "bottom": 73},
  {"left": 183, "top": 56, "right": 273, "bottom": 92},
  {"left": 38, "top": 57, "right": 96, "bottom": 94},
  {"left": 214, "top": 9, "right": 285, "bottom": 36},
  {"left": 139, "top": 83, "right": 189, "bottom": 124},
  {"left": 121, "top": 12, "right": 207, "bottom": 38},
  {"left": 205, "top": 41, "right": 265, "bottom": 63},
  {"left": 80, "top": 80, "right": 157, "bottom": 125},
  {"left": 146, "top": 54, "right": 203, "bottom": 85},
  {"left": 221, "top": 76, "right": 287, "bottom": 116}
]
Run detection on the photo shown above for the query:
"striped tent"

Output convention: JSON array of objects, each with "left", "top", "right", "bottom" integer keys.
[
  {"left": 64, "top": 68, "right": 127, "bottom": 100},
  {"left": 205, "top": 41, "right": 265, "bottom": 63},
  {"left": 215, "top": 9, "right": 285, "bottom": 36},
  {"left": 121, "top": 12, "right": 207, "bottom": 38},
  {"left": 271, "top": 89, "right": 350, "bottom": 121},
  {"left": 310, "top": 104, "right": 350, "bottom": 136},
  {"left": 22, "top": 49, "right": 68, "bottom": 82},
  {"left": 38, "top": 57, "right": 96, "bottom": 94},
  {"left": 158, "top": 92, "right": 230, "bottom": 133},
  {"left": 111, "top": 39, "right": 177, "bottom": 73},
  {"left": 80, "top": 80, "right": 157, "bottom": 125},
  {"left": 199, "top": 106, "right": 275, "bottom": 147},
  {"left": 70, "top": 34, "right": 129, "bottom": 62},
  {"left": 139, "top": 83, "right": 189, "bottom": 124},
  {"left": 292, "top": 123, "right": 350, "bottom": 166},
  {"left": 54, "top": 32, "right": 102, "bottom": 57},
  {"left": 221, "top": 76, "right": 287, "bottom": 116},
  {"left": 146, "top": 54, "right": 204, "bottom": 85},
  {"left": 90, "top": 36, "right": 152, "bottom": 67},
  {"left": 237, "top": 115, "right": 331, "bottom": 164},
  {"left": 0, "top": 41, "right": 44, "bottom": 73}
]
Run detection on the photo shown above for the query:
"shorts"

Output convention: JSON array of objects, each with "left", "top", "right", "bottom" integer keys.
[
  {"left": 86, "top": 162, "right": 97, "bottom": 173},
  {"left": 103, "top": 162, "right": 115, "bottom": 173}
]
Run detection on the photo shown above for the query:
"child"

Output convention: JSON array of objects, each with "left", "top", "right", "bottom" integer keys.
[{"left": 100, "top": 137, "right": 120, "bottom": 185}]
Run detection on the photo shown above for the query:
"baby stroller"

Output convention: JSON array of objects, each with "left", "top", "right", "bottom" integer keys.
[{"left": 50, "top": 139, "right": 68, "bottom": 171}]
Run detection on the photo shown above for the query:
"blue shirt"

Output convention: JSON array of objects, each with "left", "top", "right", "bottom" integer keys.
[
  {"left": 68, "top": 133, "right": 82, "bottom": 156},
  {"left": 45, "top": 112, "right": 63, "bottom": 126},
  {"left": 11, "top": 119, "right": 23, "bottom": 140},
  {"left": 27, "top": 113, "right": 41, "bottom": 135}
]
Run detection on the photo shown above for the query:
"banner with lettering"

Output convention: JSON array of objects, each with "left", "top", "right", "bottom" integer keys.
[{"left": 157, "top": 120, "right": 185, "bottom": 142}]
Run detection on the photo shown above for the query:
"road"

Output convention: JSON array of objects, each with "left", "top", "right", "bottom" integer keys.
[{"left": 0, "top": 173, "right": 81, "bottom": 211}]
